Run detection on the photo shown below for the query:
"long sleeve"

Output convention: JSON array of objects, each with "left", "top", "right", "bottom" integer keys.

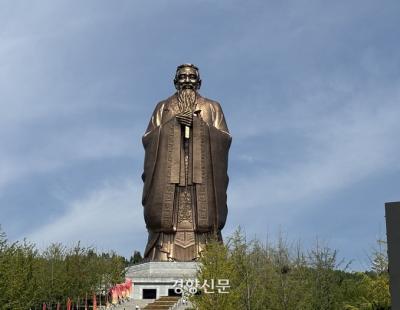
[
  {"left": 144, "top": 101, "right": 164, "bottom": 136},
  {"left": 211, "top": 101, "right": 230, "bottom": 135}
]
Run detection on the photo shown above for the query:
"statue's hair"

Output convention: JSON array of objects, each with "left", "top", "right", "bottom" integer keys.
[{"left": 176, "top": 63, "right": 199, "bottom": 73}]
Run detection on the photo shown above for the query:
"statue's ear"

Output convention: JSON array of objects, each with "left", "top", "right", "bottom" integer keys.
[{"left": 197, "top": 79, "right": 202, "bottom": 90}]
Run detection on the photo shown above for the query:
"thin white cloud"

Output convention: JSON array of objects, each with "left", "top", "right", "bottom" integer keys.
[
  {"left": 0, "top": 126, "right": 142, "bottom": 190},
  {"left": 26, "top": 179, "right": 146, "bottom": 256},
  {"left": 229, "top": 80, "right": 400, "bottom": 212},
  {"left": 0, "top": 1, "right": 155, "bottom": 190}
]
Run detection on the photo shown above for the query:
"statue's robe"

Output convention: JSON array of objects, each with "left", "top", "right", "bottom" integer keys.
[{"left": 141, "top": 93, "right": 231, "bottom": 261}]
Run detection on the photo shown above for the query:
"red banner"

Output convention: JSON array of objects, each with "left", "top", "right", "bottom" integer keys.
[{"left": 67, "top": 298, "right": 71, "bottom": 310}]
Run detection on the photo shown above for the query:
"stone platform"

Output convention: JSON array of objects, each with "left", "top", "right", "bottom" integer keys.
[{"left": 125, "top": 261, "right": 199, "bottom": 300}]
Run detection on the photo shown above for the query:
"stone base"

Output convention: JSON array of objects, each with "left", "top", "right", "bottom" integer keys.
[{"left": 125, "top": 261, "right": 199, "bottom": 300}]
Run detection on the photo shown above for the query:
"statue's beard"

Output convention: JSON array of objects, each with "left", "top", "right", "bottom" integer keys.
[{"left": 177, "top": 88, "right": 197, "bottom": 112}]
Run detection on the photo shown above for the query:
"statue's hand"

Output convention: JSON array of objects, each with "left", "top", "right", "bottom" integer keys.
[{"left": 176, "top": 110, "right": 193, "bottom": 127}]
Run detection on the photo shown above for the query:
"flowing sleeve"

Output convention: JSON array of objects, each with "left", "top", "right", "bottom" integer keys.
[
  {"left": 141, "top": 101, "right": 164, "bottom": 203},
  {"left": 211, "top": 101, "right": 230, "bottom": 135},
  {"left": 144, "top": 101, "right": 164, "bottom": 136}
]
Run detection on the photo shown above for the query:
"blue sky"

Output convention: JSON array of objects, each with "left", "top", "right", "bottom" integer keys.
[{"left": 1, "top": 0, "right": 399, "bottom": 270}]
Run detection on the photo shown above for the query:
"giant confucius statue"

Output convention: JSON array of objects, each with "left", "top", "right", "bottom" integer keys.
[{"left": 141, "top": 64, "right": 231, "bottom": 261}]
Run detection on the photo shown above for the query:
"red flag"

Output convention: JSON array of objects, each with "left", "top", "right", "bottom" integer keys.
[
  {"left": 42, "top": 303, "right": 46, "bottom": 310},
  {"left": 111, "top": 287, "right": 118, "bottom": 305},
  {"left": 93, "top": 294, "right": 97, "bottom": 310},
  {"left": 67, "top": 298, "right": 71, "bottom": 310},
  {"left": 122, "top": 283, "right": 126, "bottom": 298},
  {"left": 118, "top": 284, "right": 122, "bottom": 298}
]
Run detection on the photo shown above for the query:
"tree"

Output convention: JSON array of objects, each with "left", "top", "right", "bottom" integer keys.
[
  {"left": 129, "top": 250, "right": 143, "bottom": 265},
  {"left": 0, "top": 225, "right": 127, "bottom": 309},
  {"left": 191, "top": 239, "right": 236, "bottom": 309}
]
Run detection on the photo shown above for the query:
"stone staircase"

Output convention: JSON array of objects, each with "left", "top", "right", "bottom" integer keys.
[
  {"left": 109, "top": 298, "right": 153, "bottom": 309},
  {"left": 143, "top": 296, "right": 181, "bottom": 310}
]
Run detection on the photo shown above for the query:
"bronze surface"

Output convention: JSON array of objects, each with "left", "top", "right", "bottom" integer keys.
[{"left": 141, "top": 64, "right": 231, "bottom": 261}]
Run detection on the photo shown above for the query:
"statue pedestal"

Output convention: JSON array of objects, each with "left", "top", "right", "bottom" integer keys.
[{"left": 125, "top": 261, "right": 199, "bottom": 300}]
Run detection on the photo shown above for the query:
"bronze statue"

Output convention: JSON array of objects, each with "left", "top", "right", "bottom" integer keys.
[{"left": 141, "top": 64, "right": 231, "bottom": 261}]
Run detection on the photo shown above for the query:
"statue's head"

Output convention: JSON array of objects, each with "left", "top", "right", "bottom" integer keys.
[{"left": 174, "top": 64, "right": 202, "bottom": 91}]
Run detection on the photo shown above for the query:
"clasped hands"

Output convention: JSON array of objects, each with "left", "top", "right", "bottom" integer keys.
[{"left": 176, "top": 110, "right": 193, "bottom": 127}]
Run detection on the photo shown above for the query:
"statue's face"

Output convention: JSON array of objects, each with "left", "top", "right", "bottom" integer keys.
[{"left": 174, "top": 66, "right": 201, "bottom": 90}]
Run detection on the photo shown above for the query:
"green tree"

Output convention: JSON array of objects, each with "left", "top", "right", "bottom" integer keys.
[
  {"left": 191, "top": 239, "right": 236, "bottom": 309},
  {"left": 129, "top": 250, "right": 143, "bottom": 265}
]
